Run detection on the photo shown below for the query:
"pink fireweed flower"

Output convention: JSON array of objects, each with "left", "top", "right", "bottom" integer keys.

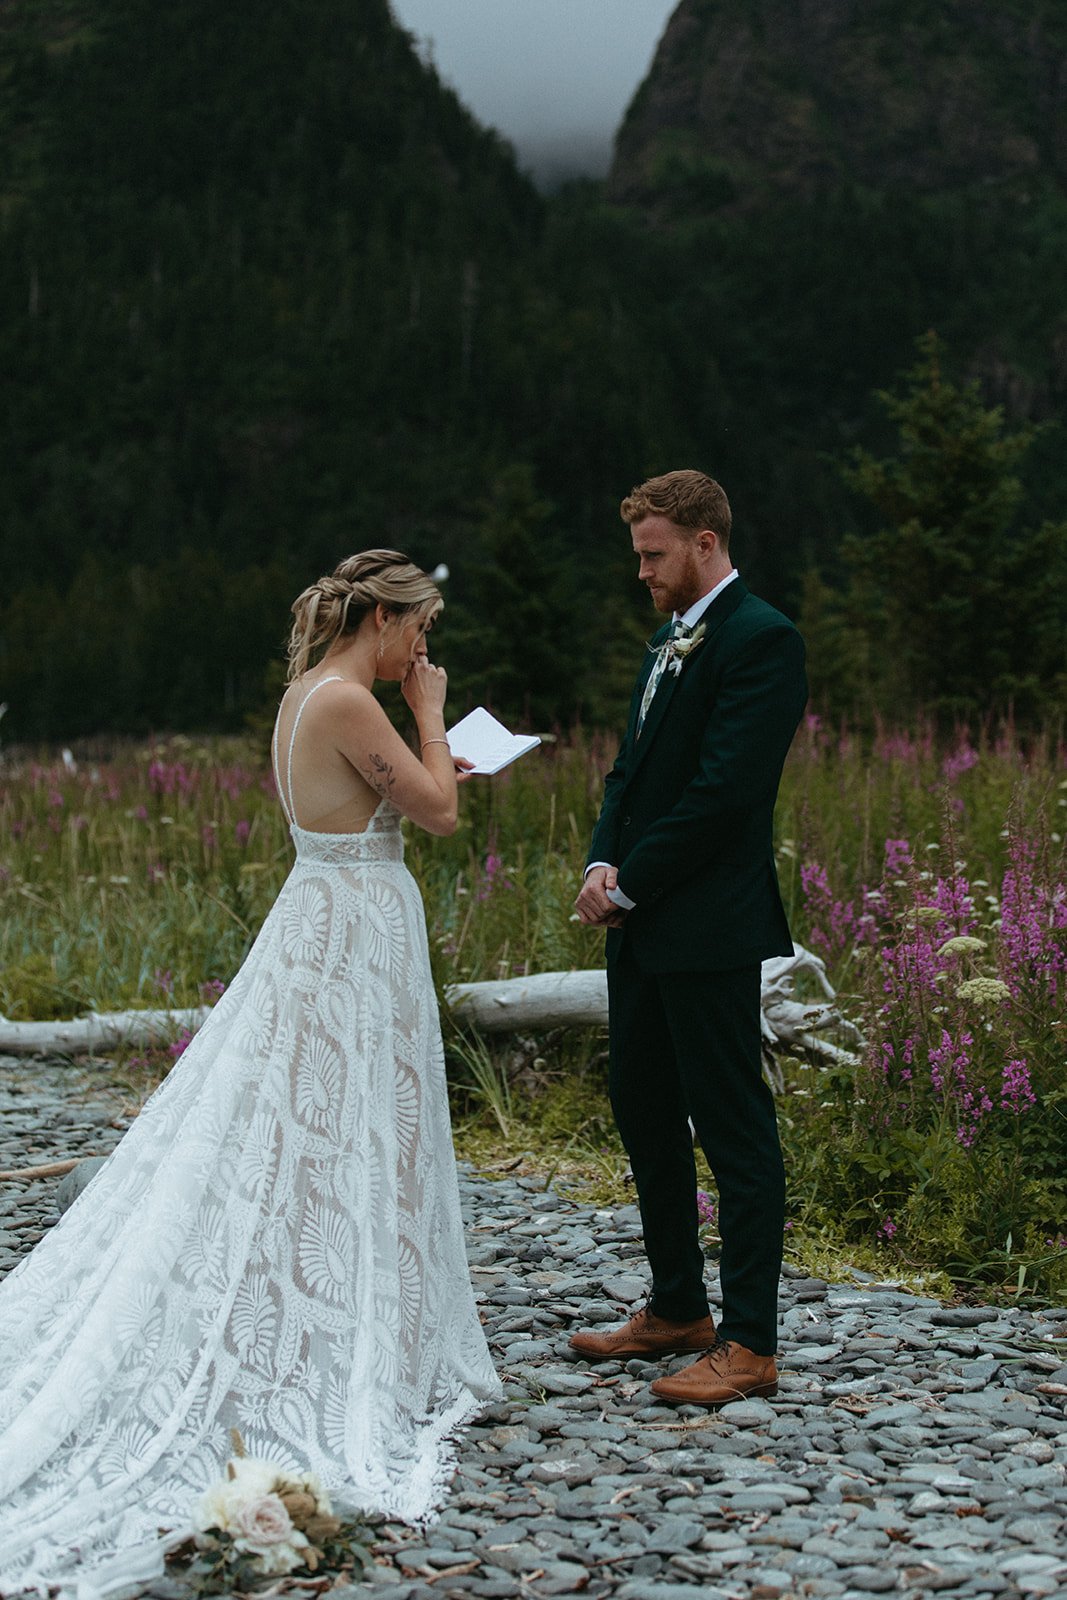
[
  {"left": 942, "top": 743, "right": 979, "bottom": 782},
  {"left": 884, "top": 839, "right": 912, "bottom": 877},
  {"left": 215, "top": 766, "right": 252, "bottom": 801},
  {"left": 133, "top": 805, "right": 149, "bottom": 821},
  {"left": 201, "top": 823, "right": 217, "bottom": 849},
  {"left": 153, "top": 968, "right": 174, "bottom": 997},
  {"left": 929, "top": 874, "right": 978, "bottom": 939},
  {"left": 235, "top": 819, "right": 251, "bottom": 847},
  {"left": 877, "top": 1215, "right": 897, "bottom": 1241},
  {"left": 475, "top": 851, "right": 513, "bottom": 902},
  {"left": 928, "top": 1028, "right": 974, "bottom": 1096},
  {"left": 696, "top": 1190, "right": 717, "bottom": 1229},
  {"left": 169, "top": 1027, "right": 194, "bottom": 1060},
  {"left": 199, "top": 979, "right": 226, "bottom": 1006},
  {"left": 1000, "top": 1057, "right": 1036, "bottom": 1114},
  {"left": 956, "top": 1084, "right": 994, "bottom": 1147},
  {"left": 1000, "top": 834, "right": 1067, "bottom": 1001},
  {"left": 880, "top": 926, "right": 943, "bottom": 999},
  {"left": 149, "top": 760, "right": 199, "bottom": 799},
  {"left": 801, "top": 860, "right": 857, "bottom": 960}
]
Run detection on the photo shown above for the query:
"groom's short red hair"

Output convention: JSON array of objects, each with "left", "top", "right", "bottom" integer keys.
[{"left": 621, "top": 470, "right": 732, "bottom": 548}]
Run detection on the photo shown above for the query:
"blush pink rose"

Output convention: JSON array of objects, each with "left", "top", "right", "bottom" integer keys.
[{"left": 233, "top": 1494, "right": 294, "bottom": 1546}]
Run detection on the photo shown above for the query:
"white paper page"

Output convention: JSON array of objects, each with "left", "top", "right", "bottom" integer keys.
[{"left": 446, "top": 706, "right": 541, "bottom": 775}]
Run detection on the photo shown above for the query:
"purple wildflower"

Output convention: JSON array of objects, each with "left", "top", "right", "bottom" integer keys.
[
  {"left": 1000, "top": 1057, "right": 1036, "bottom": 1115},
  {"left": 942, "top": 743, "right": 979, "bottom": 782}
]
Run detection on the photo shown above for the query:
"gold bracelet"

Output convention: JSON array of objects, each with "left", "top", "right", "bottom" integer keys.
[{"left": 421, "top": 738, "right": 450, "bottom": 750}]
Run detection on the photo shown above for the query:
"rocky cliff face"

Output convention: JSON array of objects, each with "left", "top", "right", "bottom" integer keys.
[{"left": 610, "top": 0, "right": 1067, "bottom": 211}]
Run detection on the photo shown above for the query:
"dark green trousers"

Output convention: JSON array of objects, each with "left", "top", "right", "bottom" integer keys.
[{"left": 606, "top": 943, "right": 785, "bottom": 1354}]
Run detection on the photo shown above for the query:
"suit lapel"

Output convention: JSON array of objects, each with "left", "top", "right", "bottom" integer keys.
[{"left": 627, "top": 579, "right": 749, "bottom": 779}]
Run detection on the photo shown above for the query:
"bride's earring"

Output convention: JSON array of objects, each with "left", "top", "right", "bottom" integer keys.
[{"left": 376, "top": 630, "right": 386, "bottom": 662}]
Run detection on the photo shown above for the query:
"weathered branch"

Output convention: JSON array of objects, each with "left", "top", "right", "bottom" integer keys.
[
  {"left": 0, "top": 1158, "right": 83, "bottom": 1181},
  {"left": 0, "top": 947, "right": 860, "bottom": 1064},
  {"left": 446, "top": 969, "right": 609, "bottom": 1031},
  {"left": 0, "top": 1007, "right": 209, "bottom": 1059}
]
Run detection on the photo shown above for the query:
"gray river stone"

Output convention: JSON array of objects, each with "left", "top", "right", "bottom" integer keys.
[{"left": 1, "top": 1059, "right": 1066, "bottom": 1600}]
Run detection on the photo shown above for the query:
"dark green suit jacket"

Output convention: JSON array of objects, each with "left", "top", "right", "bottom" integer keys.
[{"left": 589, "top": 578, "right": 807, "bottom": 973}]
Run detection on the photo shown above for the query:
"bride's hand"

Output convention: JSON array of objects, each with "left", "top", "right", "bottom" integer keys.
[{"left": 402, "top": 656, "right": 448, "bottom": 717}]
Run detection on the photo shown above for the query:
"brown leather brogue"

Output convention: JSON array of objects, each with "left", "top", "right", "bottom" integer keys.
[
  {"left": 649, "top": 1339, "right": 778, "bottom": 1406},
  {"left": 569, "top": 1305, "right": 717, "bottom": 1360}
]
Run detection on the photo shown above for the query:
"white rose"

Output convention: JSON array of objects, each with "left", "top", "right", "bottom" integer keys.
[
  {"left": 193, "top": 1456, "right": 284, "bottom": 1534},
  {"left": 240, "top": 1534, "right": 310, "bottom": 1575}
]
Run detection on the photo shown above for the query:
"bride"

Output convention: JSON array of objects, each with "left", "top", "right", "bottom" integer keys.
[{"left": 0, "top": 550, "right": 501, "bottom": 1597}]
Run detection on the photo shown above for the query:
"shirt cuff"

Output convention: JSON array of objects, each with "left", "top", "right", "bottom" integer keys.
[
  {"left": 585, "top": 860, "right": 613, "bottom": 878},
  {"left": 606, "top": 884, "right": 636, "bottom": 911}
]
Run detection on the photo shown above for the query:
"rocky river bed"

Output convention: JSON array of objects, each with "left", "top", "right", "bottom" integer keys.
[{"left": 1, "top": 1061, "right": 1065, "bottom": 1600}]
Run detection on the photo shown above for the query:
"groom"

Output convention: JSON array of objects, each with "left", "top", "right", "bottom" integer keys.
[{"left": 572, "top": 469, "right": 807, "bottom": 1406}]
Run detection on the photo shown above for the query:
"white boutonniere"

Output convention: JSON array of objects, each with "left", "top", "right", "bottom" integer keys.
[{"left": 665, "top": 620, "right": 707, "bottom": 675}]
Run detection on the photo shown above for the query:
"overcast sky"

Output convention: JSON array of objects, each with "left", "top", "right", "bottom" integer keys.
[{"left": 388, "top": 0, "right": 677, "bottom": 185}]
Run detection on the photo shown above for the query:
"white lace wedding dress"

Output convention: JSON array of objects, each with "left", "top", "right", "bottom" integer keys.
[{"left": 0, "top": 677, "right": 501, "bottom": 1598}]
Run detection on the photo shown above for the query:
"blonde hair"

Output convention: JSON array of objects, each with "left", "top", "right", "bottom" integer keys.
[
  {"left": 286, "top": 549, "right": 442, "bottom": 681},
  {"left": 620, "top": 469, "right": 732, "bottom": 548}
]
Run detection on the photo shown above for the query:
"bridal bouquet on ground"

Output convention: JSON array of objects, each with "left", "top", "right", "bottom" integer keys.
[{"left": 166, "top": 1432, "right": 374, "bottom": 1594}]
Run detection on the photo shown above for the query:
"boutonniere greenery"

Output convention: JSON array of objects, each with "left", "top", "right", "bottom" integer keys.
[{"left": 665, "top": 620, "right": 707, "bottom": 675}]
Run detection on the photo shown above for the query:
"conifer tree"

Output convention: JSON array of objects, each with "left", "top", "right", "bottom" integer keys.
[{"left": 804, "top": 335, "right": 1067, "bottom": 726}]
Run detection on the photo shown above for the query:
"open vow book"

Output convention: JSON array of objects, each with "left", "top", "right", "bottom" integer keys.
[{"left": 446, "top": 707, "right": 541, "bottom": 775}]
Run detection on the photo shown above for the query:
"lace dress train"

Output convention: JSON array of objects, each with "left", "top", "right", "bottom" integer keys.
[{"left": 0, "top": 699, "right": 500, "bottom": 1597}]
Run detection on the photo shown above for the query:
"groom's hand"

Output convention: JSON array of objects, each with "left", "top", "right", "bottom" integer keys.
[{"left": 575, "top": 866, "right": 627, "bottom": 926}]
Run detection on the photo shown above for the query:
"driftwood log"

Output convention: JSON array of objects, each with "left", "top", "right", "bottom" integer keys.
[
  {"left": 0, "top": 947, "right": 858, "bottom": 1065},
  {"left": 0, "top": 1006, "right": 210, "bottom": 1059}
]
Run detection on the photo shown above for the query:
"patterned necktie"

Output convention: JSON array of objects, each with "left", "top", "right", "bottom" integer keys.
[{"left": 636, "top": 620, "right": 685, "bottom": 737}]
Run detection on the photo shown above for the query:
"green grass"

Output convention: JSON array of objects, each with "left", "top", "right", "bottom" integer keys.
[{"left": 2, "top": 720, "right": 1065, "bottom": 1302}]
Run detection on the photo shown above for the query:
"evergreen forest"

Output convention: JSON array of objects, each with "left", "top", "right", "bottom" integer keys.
[{"left": 2, "top": 0, "right": 1066, "bottom": 741}]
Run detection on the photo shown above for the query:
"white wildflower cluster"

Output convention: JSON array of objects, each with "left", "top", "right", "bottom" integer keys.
[
  {"left": 955, "top": 977, "right": 1012, "bottom": 1007},
  {"left": 937, "top": 935, "right": 987, "bottom": 958}
]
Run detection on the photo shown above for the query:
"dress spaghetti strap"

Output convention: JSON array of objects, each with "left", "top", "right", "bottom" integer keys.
[{"left": 271, "top": 676, "right": 343, "bottom": 828}]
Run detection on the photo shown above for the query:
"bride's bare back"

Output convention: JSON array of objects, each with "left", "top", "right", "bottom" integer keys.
[{"left": 273, "top": 673, "right": 383, "bottom": 835}]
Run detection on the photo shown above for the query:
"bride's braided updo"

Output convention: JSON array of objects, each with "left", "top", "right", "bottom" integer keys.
[{"left": 286, "top": 550, "right": 443, "bottom": 681}]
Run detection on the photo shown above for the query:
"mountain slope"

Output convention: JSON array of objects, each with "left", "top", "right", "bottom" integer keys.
[
  {"left": 0, "top": 0, "right": 682, "bottom": 735},
  {"left": 611, "top": 0, "right": 1067, "bottom": 209}
]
